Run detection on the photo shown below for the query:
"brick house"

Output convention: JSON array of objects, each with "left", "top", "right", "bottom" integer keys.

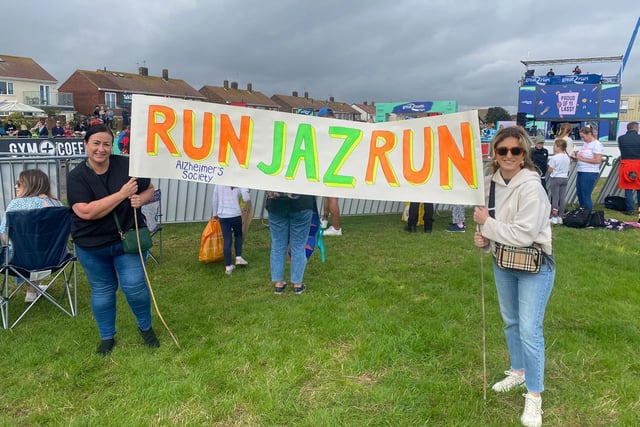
[
  {"left": 59, "top": 67, "right": 205, "bottom": 124},
  {"left": 199, "top": 81, "right": 280, "bottom": 111},
  {"left": 271, "top": 91, "right": 360, "bottom": 120}
]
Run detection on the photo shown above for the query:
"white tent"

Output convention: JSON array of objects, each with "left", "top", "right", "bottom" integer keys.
[{"left": 0, "top": 101, "right": 46, "bottom": 117}]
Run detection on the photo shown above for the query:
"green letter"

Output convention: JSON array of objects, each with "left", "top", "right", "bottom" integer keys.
[
  {"left": 257, "top": 121, "right": 286, "bottom": 175},
  {"left": 323, "top": 127, "right": 362, "bottom": 187},
  {"left": 285, "top": 124, "right": 319, "bottom": 181}
]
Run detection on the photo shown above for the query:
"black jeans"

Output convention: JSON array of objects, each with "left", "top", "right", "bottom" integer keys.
[
  {"left": 219, "top": 215, "right": 243, "bottom": 266},
  {"left": 408, "top": 202, "right": 434, "bottom": 230}
]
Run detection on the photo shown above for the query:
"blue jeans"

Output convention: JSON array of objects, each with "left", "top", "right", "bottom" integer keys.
[
  {"left": 624, "top": 189, "right": 640, "bottom": 213},
  {"left": 493, "top": 261, "right": 555, "bottom": 393},
  {"left": 219, "top": 216, "right": 243, "bottom": 266},
  {"left": 268, "top": 209, "right": 312, "bottom": 284},
  {"left": 75, "top": 242, "right": 152, "bottom": 340},
  {"left": 576, "top": 171, "right": 599, "bottom": 209}
]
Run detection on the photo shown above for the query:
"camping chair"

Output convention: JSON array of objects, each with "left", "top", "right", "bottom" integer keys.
[
  {"left": 1, "top": 206, "right": 77, "bottom": 329},
  {"left": 141, "top": 189, "right": 163, "bottom": 264}
]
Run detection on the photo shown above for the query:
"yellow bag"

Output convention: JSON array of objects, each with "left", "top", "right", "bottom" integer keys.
[{"left": 199, "top": 218, "right": 224, "bottom": 263}]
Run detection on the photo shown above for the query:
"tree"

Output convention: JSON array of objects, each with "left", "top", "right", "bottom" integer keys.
[{"left": 485, "top": 107, "right": 511, "bottom": 125}]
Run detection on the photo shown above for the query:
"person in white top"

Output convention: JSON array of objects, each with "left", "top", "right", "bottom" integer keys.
[
  {"left": 211, "top": 185, "right": 251, "bottom": 275},
  {"left": 555, "top": 122, "right": 575, "bottom": 160},
  {"left": 547, "top": 139, "right": 571, "bottom": 224},
  {"left": 575, "top": 126, "right": 603, "bottom": 210}
]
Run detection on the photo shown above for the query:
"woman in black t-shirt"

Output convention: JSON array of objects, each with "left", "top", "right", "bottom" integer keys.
[{"left": 67, "top": 124, "right": 159, "bottom": 356}]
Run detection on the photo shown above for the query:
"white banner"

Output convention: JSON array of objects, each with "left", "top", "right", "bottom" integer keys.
[{"left": 130, "top": 95, "right": 484, "bottom": 205}]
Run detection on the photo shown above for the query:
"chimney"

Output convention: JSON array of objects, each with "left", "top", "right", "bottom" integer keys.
[
  {"left": 330, "top": 96, "right": 335, "bottom": 102},
  {"left": 247, "top": 83, "right": 252, "bottom": 92},
  {"left": 304, "top": 91, "right": 309, "bottom": 99},
  {"left": 231, "top": 81, "right": 238, "bottom": 90},
  {"left": 162, "top": 68, "right": 168, "bottom": 81},
  {"left": 138, "top": 66, "right": 148, "bottom": 76},
  {"left": 363, "top": 101, "right": 367, "bottom": 105},
  {"left": 292, "top": 91, "right": 298, "bottom": 97},
  {"left": 223, "top": 80, "right": 229, "bottom": 89}
]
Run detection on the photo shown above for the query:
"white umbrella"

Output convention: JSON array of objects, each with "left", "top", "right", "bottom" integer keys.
[{"left": 0, "top": 101, "right": 46, "bottom": 117}]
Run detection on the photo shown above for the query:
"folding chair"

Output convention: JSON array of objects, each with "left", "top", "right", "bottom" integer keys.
[
  {"left": 1, "top": 206, "right": 77, "bottom": 329},
  {"left": 141, "top": 189, "right": 163, "bottom": 264}
]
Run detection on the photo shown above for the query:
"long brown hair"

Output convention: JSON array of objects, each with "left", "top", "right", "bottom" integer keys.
[
  {"left": 17, "top": 169, "right": 55, "bottom": 198},
  {"left": 556, "top": 122, "right": 573, "bottom": 139},
  {"left": 489, "top": 126, "right": 537, "bottom": 174}
]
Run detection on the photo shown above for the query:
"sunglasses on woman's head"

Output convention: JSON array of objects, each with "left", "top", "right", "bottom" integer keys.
[{"left": 496, "top": 147, "right": 523, "bottom": 156}]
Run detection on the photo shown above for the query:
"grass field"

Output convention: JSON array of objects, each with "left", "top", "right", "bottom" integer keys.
[{"left": 2, "top": 208, "right": 640, "bottom": 426}]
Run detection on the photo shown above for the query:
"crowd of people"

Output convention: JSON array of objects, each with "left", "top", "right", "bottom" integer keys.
[{"left": 0, "top": 104, "right": 128, "bottom": 139}]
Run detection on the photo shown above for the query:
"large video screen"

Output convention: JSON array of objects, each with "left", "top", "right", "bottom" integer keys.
[
  {"left": 535, "top": 84, "right": 599, "bottom": 120},
  {"left": 518, "top": 83, "right": 621, "bottom": 120}
]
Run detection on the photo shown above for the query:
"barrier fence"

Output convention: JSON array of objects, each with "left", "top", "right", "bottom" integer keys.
[{"left": 0, "top": 154, "right": 627, "bottom": 224}]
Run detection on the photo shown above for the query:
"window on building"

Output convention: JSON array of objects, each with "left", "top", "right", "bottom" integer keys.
[
  {"left": 620, "top": 99, "right": 629, "bottom": 114},
  {"left": 39, "top": 85, "right": 50, "bottom": 105},
  {"left": 0, "top": 81, "right": 14, "bottom": 95},
  {"left": 105, "top": 92, "right": 117, "bottom": 108}
]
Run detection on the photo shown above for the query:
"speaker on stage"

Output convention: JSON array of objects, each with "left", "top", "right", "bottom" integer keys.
[{"left": 516, "top": 112, "right": 527, "bottom": 127}]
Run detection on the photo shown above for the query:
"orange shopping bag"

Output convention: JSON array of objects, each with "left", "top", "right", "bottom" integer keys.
[{"left": 199, "top": 218, "right": 224, "bottom": 263}]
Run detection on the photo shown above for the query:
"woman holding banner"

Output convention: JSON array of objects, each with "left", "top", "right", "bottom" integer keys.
[
  {"left": 67, "top": 124, "right": 159, "bottom": 356},
  {"left": 473, "top": 126, "right": 555, "bottom": 427}
]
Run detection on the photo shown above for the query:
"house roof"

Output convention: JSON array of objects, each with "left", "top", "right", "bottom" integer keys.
[
  {"left": 0, "top": 54, "right": 56, "bottom": 82},
  {"left": 70, "top": 69, "right": 205, "bottom": 99},
  {"left": 199, "top": 82, "right": 280, "bottom": 108},
  {"left": 353, "top": 103, "right": 376, "bottom": 115},
  {"left": 271, "top": 92, "right": 359, "bottom": 115}
]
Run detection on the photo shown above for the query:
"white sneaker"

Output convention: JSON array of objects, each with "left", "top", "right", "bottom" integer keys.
[
  {"left": 492, "top": 370, "right": 525, "bottom": 392},
  {"left": 323, "top": 226, "right": 342, "bottom": 236},
  {"left": 225, "top": 265, "right": 235, "bottom": 275},
  {"left": 521, "top": 393, "right": 543, "bottom": 427},
  {"left": 556, "top": 217, "right": 562, "bottom": 225},
  {"left": 25, "top": 288, "right": 38, "bottom": 303},
  {"left": 550, "top": 216, "right": 558, "bottom": 225},
  {"left": 235, "top": 256, "right": 248, "bottom": 266},
  {"left": 320, "top": 218, "right": 328, "bottom": 229},
  {"left": 25, "top": 285, "right": 48, "bottom": 303}
]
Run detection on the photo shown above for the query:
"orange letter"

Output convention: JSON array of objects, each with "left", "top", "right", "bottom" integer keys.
[
  {"left": 146, "top": 105, "right": 180, "bottom": 156},
  {"left": 365, "top": 130, "right": 399, "bottom": 186},
  {"left": 182, "top": 111, "right": 215, "bottom": 161},
  {"left": 218, "top": 114, "right": 253, "bottom": 168},
  {"left": 438, "top": 122, "right": 478, "bottom": 189},
  {"left": 402, "top": 128, "right": 434, "bottom": 185}
]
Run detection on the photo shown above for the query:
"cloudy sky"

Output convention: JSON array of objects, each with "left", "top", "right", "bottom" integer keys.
[{"left": 4, "top": 1, "right": 639, "bottom": 113}]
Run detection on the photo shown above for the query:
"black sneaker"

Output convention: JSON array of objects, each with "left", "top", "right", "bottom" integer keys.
[
  {"left": 139, "top": 327, "right": 160, "bottom": 348},
  {"left": 293, "top": 284, "right": 306, "bottom": 295},
  {"left": 97, "top": 338, "right": 115, "bottom": 356},
  {"left": 445, "top": 223, "right": 466, "bottom": 233}
]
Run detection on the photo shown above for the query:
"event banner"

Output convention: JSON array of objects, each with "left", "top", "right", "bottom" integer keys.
[
  {"left": 129, "top": 95, "right": 484, "bottom": 205},
  {"left": 0, "top": 137, "right": 85, "bottom": 156}
]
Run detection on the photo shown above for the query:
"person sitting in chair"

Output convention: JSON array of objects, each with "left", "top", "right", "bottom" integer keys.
[{"left": 0, "top": 169, "right": 62, "bottom": 302}]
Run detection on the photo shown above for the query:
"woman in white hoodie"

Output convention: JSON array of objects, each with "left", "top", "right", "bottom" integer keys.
[{"left": 473, "top": 126, "right": 555, "bottom": 427}]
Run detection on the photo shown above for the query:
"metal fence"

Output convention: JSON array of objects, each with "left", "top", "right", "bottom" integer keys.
[{"left": 0, "top": 154, "right": 627, "bottom": 224}]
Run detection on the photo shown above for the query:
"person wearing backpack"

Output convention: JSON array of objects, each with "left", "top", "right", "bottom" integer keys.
[
  {"left": 118, "top": 126, "right": 131, "bottom": 154},
  {"left": 617, "top": 121, "right": 640, "bottom": 216}
]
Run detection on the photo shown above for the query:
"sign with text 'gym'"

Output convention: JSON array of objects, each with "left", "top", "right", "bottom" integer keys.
[{"left": 129, "top": 95, "right": 484, "bottom": 205}]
